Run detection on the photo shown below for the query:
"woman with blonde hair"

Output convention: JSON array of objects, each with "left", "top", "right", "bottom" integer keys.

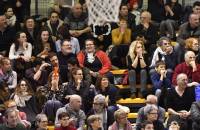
[
  {"left": 127, "top": 38, "right": 148, "bottom": 98},
  {"left": 108, "top": 109, "right": 132, "bottom": 130}
]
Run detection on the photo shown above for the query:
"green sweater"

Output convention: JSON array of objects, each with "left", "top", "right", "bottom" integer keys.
[{"left": 0, "top": 123, "right": 27, "bottom": 130}]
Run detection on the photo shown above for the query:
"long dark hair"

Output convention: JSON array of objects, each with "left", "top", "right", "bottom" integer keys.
[
  {"left": 70, "top": 67, "right": 82, "bottom": 82},
  {"left": 0, "top": 81, "right": 10, "bottom": 104},
  {"left": 14, "top": 31, "right": 25, "bottom": 51},
  {"left": 35, "top": 27, "right": 53, "bottom": 51}
]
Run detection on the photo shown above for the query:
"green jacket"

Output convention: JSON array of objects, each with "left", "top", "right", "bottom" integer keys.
[{"left": 0, "top": 123, "right": 27, "bottom": 130}]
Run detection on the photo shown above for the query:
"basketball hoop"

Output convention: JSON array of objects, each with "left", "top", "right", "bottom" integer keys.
[{"left": 86, "top": 0, "right": 122, "bottom": 26}]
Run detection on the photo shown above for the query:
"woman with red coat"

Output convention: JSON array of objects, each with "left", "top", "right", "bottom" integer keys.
[{"left": 77, "top": 39, "right": 113, "bottom": 84}]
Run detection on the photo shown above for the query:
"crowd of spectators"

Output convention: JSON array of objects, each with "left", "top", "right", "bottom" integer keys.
[{"left": 0, "top": 0, "right": 200, "bottom": 130}]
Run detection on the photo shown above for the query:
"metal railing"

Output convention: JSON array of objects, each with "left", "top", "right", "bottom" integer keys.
[{"left": 31, "top": 0, "right": 196, "bottom": 18}]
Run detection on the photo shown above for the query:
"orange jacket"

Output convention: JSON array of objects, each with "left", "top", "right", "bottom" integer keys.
[{"left": 77, "top": 50, "right": 112, "bottom": 74}]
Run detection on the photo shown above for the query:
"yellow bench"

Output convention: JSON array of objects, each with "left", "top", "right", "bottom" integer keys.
[
  {"left": 111, "top": 69, "right": 127, "bottom": 75},
  {"left": 47, "top": 126, "right": 55, "bottom": 130},
  {"left": 116, "top": 85, "right": 129, "bottom": 89},
  {"left": 117, "top": 98, "right": 146, "bottom": 104},
  {"left": 128, "top": 113, "right": 138, "bottom": 119},
  {"left": 127, "top": 112, "right": 169, "bottom": 119}
]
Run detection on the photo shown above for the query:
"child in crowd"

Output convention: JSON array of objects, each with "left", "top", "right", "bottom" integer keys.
[
  {"left": 141, "top": 120, "right": 154, "bottom": 130},
  {"left": 55, "top": 112, "right": 76, "bottom": 130},
  {"left": 150, "top": 60, "right": 172, "bottom": 107}
]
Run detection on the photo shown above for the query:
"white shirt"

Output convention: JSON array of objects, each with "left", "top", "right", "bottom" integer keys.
[{"left": 9, "top": 42, "right": 32, "bottom": 60}]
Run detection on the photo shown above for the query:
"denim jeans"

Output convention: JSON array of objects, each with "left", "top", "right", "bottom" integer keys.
[{"left": 128, "top": 69, "right": 147, "bottom": 94}]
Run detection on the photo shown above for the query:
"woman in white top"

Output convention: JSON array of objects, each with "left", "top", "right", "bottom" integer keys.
[
  {"left": 11, "top": 78, "right": 38, "bottom": 123},
  {"left": 9, "top": 31, "right": 32, "bottom": 62}
]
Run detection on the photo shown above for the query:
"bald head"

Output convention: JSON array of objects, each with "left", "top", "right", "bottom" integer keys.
[
  {"left": 189, "top": 13, "right": 200, "bottom": 28},
  {"left": 70, "top": 94, "right": 81, "bottom": 103},
  {"left": 146, "top": 94, "right": 157, "bottom": 104},
  {"left": 176, "top": 73, "right": 188, "bottom": 88},
  {"left": 69, "top": 94, "right": 82, "bottom": 111},
  {"left": 72, "top": 3, "right": 82, "bottom": 17},
  {"left": 177, "top": 73, "right": 187, "bottom": 81}
]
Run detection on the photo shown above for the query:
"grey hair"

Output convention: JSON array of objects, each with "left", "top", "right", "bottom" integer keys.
[
  {"left": 143, "top": 104, "right": 158, "bottom": 116},
  {"left": 184, "top": 50, "right": 195, "bottom": 60},
  {"left": 156, "top": 36, "right": 170, "bottom": 46},
  {"left": 35, "top": 114, "right": 47, "bottom": 126}
]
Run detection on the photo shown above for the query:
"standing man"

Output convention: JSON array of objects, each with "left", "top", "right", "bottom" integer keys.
[{"left": 64, "top": 3, "right": 91, "bottom": 49}]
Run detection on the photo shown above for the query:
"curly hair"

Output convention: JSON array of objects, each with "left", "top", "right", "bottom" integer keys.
[
  {"left": 185, "top": 37, "right": 199, "bottom": 49},
  {"left": 128, "top": 38, "right": 146, "bottom": 62},
  {"left": 15, "top": 78, "right": 33, "bottom": 96}
]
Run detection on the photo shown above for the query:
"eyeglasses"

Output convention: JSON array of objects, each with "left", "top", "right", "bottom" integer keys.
[
  {"left": 76, "top": 73, "right": 83, "bottom": 75},
  {"left": 95, "top": 119, "right": 102, "bottom": 122},
  {"left": 63, "top": 44, "right": 72, "bottom": 47},
  {"left": 140, "top": 16, "right": 147, "bottom": 19},
  {"left": 86, "top": 44, "right": 94, "bottom": 46},
  {"left": 149, "top": 112, "right": 158, "bottom": 115},
  {"left": 40, "top": 120, "right": 48, "bottom": 123},
  {"left": 189, "top": 56, "right": 196, "bottom": 59},
  {"left": 20, "top": 84, "right": 27, "bottom": 86},
  {"left": 193, "top": 43, "right": 199, "bottom": 46},
  {"left": 170, "top": 121, "right": 179, "bottom": 126},
  {"left": 93, "top": 103, "right": 104, "bottom": 106},
  {"left": 118, "top": 115, "right": 127, "bottom": 119},
  {"left": 8, "top": 105, "right": 17, "bottom": 108},
  {"left": 136, "top": 46, "right": 143, "bottom": 48},
  {"left": 162, "top": 42, "right": 170, "bottom": 46},
  {"left": 61, "top": 117, "right": 70, "bottom": 121}
]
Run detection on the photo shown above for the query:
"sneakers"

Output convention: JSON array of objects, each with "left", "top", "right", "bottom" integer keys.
[
  {"left": 130, "top": 93, "right": 136, "bottom": 99},
  {"left": 138, "top": 92, "right": 143, "bottom": 98}
]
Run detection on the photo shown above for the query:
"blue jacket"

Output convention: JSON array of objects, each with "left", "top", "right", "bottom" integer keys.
[{"left": 150, "top": 71, "right": 172, "bottom": 90}]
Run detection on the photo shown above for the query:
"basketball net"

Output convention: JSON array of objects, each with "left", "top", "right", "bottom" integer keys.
[{"left": 86, "top": 0, "right": 122, "bottom": 26}]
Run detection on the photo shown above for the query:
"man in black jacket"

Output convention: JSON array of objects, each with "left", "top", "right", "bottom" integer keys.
[{"left": 0, "top": 14, "right": 16, "bottom": 56}]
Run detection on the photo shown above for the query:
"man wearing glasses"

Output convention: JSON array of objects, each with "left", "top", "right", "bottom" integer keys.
[
  {"left": 172, "top": 51, "right": 200, "bottom": 85},
  {"left": 87, "top": 94, "right": 114, "bottom": 130}
]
